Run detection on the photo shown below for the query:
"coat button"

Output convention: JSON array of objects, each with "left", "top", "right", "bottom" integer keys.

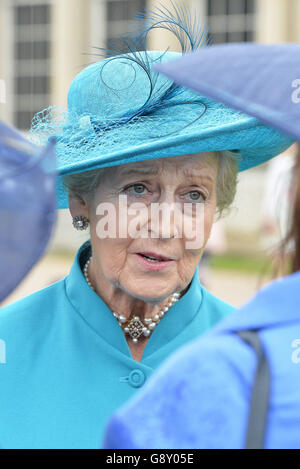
[{"left": 128, "top": 369, "right": 146, "bottom": 388}]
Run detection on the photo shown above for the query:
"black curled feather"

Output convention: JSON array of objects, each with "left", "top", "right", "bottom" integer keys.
[{"left": 85, "top": 0, "right": 211, "bottom": 137}]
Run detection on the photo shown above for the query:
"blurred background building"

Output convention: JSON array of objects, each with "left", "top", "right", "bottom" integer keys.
[
  {"left": 2, "top": 0, "right": 300, "bottom": 131},
  {"left": 0, "top": 0, "right": 299, "bottom": 307}
]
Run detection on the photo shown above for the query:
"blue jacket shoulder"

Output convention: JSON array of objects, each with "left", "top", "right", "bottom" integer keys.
[{"left": 0, "top": 279, "right": 66, "bottom": 332}]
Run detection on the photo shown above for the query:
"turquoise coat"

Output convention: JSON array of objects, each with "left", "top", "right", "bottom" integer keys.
[{"left": 0, "top": 241, "right": 235, "bottom": 448}]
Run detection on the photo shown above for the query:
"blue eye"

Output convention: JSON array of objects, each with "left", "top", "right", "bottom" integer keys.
[
  {"left": 187, "top": 191, "right": 206, "bottom": 202},
  {"left": 124, "top": 184, "right": 148, "bottom": 196},
  {"left": 133, "top": 184, "right": 146, "bottom": 194}
]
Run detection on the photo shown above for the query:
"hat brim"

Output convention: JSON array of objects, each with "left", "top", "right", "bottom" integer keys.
[{"left": 55, "top": 109, "right": 293, "bottom": 209}]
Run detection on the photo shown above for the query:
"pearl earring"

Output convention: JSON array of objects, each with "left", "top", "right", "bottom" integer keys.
[{"left": 72, "top": 215, "right": 89, "bottom": 230}]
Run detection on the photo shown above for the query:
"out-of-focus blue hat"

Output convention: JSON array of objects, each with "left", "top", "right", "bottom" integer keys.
[
  {"left": 0, "top": 120, "right": 56, "bottom": 303},
  {"left": 28, "top": 4, "right": 294, "bottom": 209},
  {"left": 154, "top": 42, "right": 300, "bottom": 142}
]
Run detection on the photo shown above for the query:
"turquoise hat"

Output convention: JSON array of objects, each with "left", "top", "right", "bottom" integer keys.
[{"left": 29, "top": 7, "right": 294, "bottom": 209}]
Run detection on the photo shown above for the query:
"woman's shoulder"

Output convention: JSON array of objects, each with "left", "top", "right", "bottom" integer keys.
[{"left": 0, "top": 278, "right": 66, "bottom": 329}]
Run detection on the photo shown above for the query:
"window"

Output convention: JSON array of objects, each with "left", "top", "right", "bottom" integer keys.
[
  {"left": 15, "top": 41, "right": 50, "bottom": 60},
  {"left": 15, "top": 4, "right": 50, "bottom": 25},
  {"left": 207, "top": 0, "right": 256, "bottom": 44},
  {"left": 15, "top": 76, "right": 49, "bottom": 94},
  {"left": 13, "top": 1, "right": 51, "bottom": 130},
  {"left": 106, "top": 0, "right": 147, "bottom": 50},
  {"left": 107, "top": 0, "right": 146, "bottom": 21}
]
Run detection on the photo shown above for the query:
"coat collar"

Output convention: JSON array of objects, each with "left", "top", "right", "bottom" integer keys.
[{"left": 65, "top": 241, "right": 203, "bottom": 360}]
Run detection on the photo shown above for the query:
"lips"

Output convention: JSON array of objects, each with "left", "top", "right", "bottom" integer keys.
[
  {"left": 135, "top": 252, "right": 174, "bottom": 271},
  {"left": 138, "top": 252, "right": 173, "bottom": 261}
]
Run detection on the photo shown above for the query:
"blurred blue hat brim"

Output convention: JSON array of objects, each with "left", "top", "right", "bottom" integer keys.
[
  {"left": 0, "top": 120, "right": 57, "bottom": 304},
  {"left": 153, "top": 43, "right": 300, "bottom": 142}
]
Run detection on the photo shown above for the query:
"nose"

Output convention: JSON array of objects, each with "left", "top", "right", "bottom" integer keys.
[{"left": 148, "top": 199, "right": 181, "bottom": 241}]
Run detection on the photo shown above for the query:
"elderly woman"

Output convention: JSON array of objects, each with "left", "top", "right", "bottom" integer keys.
[{"left": 0, "top": 7, "right": 293, "bottom": 449}]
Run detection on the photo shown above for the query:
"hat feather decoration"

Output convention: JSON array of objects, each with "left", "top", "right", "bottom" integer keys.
[{"left": 81, "top": 0, "right": 211, "bottom": 136}]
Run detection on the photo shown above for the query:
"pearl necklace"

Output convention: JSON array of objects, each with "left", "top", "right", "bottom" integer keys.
[{"left": 83, "top": 256, "right": 181, "bottom": 343}]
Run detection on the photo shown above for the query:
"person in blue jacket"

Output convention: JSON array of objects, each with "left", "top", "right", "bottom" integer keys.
[
  {"left": 0, "top": 120, "right": 56, "bottom": 304},
  {"left": 104, "top": 43, "right": 300, "bottom": 449},
  {"left": 0, "top": 7, "right": 293, "bottom": 448}
]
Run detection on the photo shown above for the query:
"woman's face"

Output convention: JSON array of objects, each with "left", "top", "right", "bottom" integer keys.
[{"left": 70, "top": 152, "right": 218, "bottom": 303}]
